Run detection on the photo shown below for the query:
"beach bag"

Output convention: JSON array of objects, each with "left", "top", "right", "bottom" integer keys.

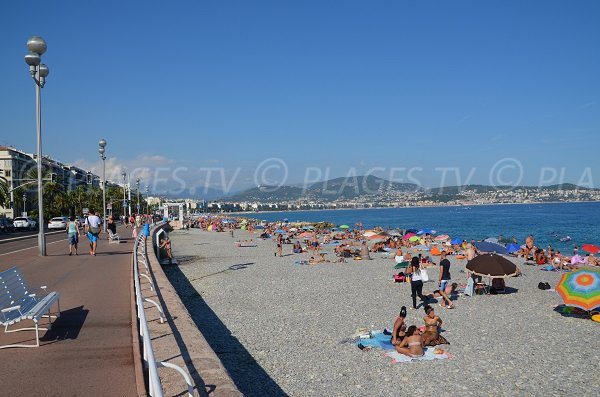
[
  {"left": 89, "top": 226, "right": 101, "bottom": 235},
  {"left": 420, "top": 268, "right": 429, "bottom": 282},
  {"left": 394, "top": 273, "right": 406, "bottom": 283}
]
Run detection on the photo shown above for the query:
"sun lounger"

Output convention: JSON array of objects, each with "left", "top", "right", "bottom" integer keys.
[
  {"left": 108, "top": 229, "right": 120, "bottom": 243},
  {"left": 0, "top": 267, "right": 61, "bottom": 349}
]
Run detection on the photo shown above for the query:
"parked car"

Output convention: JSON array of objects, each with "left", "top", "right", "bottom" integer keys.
[
  {"left": 48, "top": 216, "right": 69, "bottom": 230},
  {"left": 13, "top": 217, "right": 38, "bottom": 230},
  {"left": 0, "top": 218, "right": 15, "bottom": 233}
]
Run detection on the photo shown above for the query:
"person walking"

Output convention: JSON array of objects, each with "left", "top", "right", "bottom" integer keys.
[
  {"left": 276, "top": 234, "right": 283, "bottom": 257},
  {"left": 438, "top": 252, "right": 454, "bottom": 308},
  {"left": 84, "top": 209, "right": 102, "bottom": 256},
  {"left": 408, "top": 256, "right": 426, "bottom": 310},
  {"left": 66, "top": 216, "right": 80, "bottom": 256}
]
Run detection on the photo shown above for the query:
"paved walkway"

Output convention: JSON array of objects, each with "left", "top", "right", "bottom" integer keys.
[{"left": 0, "top": 228, "right": 139, "bottom": 396}]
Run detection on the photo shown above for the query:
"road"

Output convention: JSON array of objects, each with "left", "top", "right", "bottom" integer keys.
[{"left": 0, "top": 231, "right": 67, "bottom": 256}]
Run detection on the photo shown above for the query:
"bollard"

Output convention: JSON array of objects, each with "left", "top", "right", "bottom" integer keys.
[{"left": 143, "top": 223, "right": 150, "bottom": 237}]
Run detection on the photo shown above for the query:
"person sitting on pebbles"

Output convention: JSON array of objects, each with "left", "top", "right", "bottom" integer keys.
[
  {"left": 421, "top": 305, "right": 449, "bottom": 346},
  {"left": 394, "top": 325, "right": 424, "bottom": 357},
  {"left": 391, "top": 306, "right": 408, "bottom": 346}
]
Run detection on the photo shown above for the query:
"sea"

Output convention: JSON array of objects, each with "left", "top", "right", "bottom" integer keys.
[{"left": 243, "top": 202, "right": 599, "bottom": 253}]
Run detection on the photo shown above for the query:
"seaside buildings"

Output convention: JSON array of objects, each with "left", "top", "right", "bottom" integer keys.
[
  {"left": 203, "top": 186, "right": 600, "bottom": 213},
  {"left": 0, "top": 146, "right": 100, "bottom": 218}
]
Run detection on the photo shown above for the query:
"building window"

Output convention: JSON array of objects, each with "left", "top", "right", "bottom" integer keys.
[{"left": 4, "top": 170, "right": 10, "bottom": 177}]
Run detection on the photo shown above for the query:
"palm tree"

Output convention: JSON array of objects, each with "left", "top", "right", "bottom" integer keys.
[
  {"left": 69, "top": 185, "right": 88, "bottom": 216},
  {"left": 0, "top": 177, "right": 9, "bottom": 209}
]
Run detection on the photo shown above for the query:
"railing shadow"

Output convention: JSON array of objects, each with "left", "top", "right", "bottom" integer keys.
[
  {"left": 162, "top": 263, "right": 288, "bottom": 397},
  {"left": 40, "top": 305, "right": 89, "bottom": 342}
]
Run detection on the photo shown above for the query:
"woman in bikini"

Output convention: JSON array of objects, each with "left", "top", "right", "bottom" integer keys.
[
  {"left": 391, "top": 306, "right": 408, "bottom": 346},
  {"left": 394, "top": 325, "right": 424, "bottom": 357},
  {"left": 422, "top": 305, "right": 449, "bottom": 346}
]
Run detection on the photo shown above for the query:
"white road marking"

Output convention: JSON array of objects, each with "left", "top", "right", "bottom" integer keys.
[{"left": 0, "top": 240, "right": 64, "bottom": 257}]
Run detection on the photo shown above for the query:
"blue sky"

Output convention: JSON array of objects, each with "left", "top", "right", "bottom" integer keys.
[{"left": 1, "top": 1, "right": 599, "bottom": 195}]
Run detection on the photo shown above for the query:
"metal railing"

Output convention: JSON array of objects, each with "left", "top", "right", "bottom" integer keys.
[{"left": 133, "top": 232, "right": 194, "bottom": 396}]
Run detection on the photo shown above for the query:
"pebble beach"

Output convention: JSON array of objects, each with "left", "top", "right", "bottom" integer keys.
[{"left": 165, "top": 228, "right": 600, "bottom": 397}]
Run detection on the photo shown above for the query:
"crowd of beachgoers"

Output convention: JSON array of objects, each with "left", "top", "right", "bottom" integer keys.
[
  {"left": 191, "top": 216, "right": 599, "bottom": 270},
  {"left": 186, "top": 215, "right": 599, "bottom": 358}
]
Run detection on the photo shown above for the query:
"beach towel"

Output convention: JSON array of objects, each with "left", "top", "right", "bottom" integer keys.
[
  {"left": 464, "top": 277, "right": 474, "bottom": 296},
  {"left": 394, "top": 261, "right": 409, "bottom": 269},
  {"left": 540, "top": 265, "right": 558, "bottom": 271},
  {"left": 385, "top": 347, "right": 451, "bottom": 363},
  {"left": 354, "top": 331, "right": 395, "bottom": 351}
]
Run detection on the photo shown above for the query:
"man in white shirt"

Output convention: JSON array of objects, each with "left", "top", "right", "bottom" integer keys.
[{"left": 84, "top": 209, "right": 103, "bottom": 256}]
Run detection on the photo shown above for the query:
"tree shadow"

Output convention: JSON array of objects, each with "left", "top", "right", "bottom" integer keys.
[
  {"left": 189, "top": 263, "right": 254, "bottom": 282},
  {"left": 162, "top": 264, "right": 288, "bottom": 397},
  {"left": 40, "top": 305, "right": 89, "bottom": 342}
]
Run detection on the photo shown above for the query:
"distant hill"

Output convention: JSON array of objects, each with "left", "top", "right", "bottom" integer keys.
[{"left": 223, "top": 175, "right": 419, "bottom": 202}]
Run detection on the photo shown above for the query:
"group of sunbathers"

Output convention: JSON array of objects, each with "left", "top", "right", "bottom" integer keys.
[{"left": 390, "top": 305, "right": 449, "bottom": 358}]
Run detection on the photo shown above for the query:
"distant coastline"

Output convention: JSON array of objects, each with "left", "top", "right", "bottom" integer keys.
[{"left": 228, "top": 200, "right": 600, "bottom": 217}]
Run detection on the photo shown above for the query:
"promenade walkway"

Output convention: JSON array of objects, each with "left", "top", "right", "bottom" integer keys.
[{"left": 0, "top": 228, "right": 139, "bottom": 396}]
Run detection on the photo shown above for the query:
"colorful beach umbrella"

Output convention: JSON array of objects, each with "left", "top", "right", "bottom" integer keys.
[
  {"left": 363, "top": 231, "right": 377, "bottom": 237},
  {"left": 299, "top": 232, "right": 313, "bottom": 238},
  {"left": 409, "top": 236, "right": 420, "bottom": 242},
  {"left": 582, "top": 244, "right": 600, "bottom": 254},
  {"left": 255, "top": 225, "right": 265, "bottom": 229},
  {"left": 505, "top": 243, "right": 521, "bottom": 253},
  {"left": 339, "top": 225, "right": 350, "bottom": 229},
  {"left": 466, "top": 254, "right": 518, "bottom": 278},
  {"left": 556, "top": 268, "right": 600, "bottom": 311},
  {"left": 403, "top": 233, "right": 416, "bottom": 240},
  {"left": 388, "top": 229, "right": 402, "bottom": 236},
  {"left": 417, "top": 228, "right": 436, "bottom": 236},
  {"left": 434, "top": 234, "right": 449, "bottom": 241},
  {"left": 274, "top": 229, "right": 286, "bottom": 233},
  {"left": 474, "top": 241, "right": 508, "bottom": 255},
  {"left": 450, "top": 238, "right": 462, "bottom": 245}
]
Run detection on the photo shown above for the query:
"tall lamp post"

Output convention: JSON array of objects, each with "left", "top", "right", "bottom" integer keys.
[
  {"left": 136, "top": 178, "right": 140, "bottom": 214},
  {"left": 145, "top": 185, "right": 149, "bottom": 214},
  {"left": 24, "top": 36, "right": 49, "bottom": 256},
  {"left": 22, "top": 194, "right": 27, "bottom": 215},
  {"left": 98, "top": 139, "right": 107, "bottom": 233},
  {"left": 121, "top": 169, "right": 127, "bottom": 219}
]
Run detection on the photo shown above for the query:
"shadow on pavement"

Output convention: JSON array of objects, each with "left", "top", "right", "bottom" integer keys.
[
  {"left": 40, "top": 305, "right": 89, "bottom": 343},
  {"left": 163, "top": 264, "right": 288, "bottom": 397}
]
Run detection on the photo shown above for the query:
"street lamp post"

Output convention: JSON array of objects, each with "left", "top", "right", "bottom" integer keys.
[
  {"left": 121, "top": 169, "right": 127, "bottom": 219},
  {"left": 22, "top": 194, "right": 27, "bottom": 215},
  {"left": 145, "top": 185, "right": 149, "bottom": 214},
  {"left": 24, "top": 35, "right": 49, "bottom": 256},
  {"left": 98, "top": 139, "right": 107, "bottom": 233},
  {"left": 136, "top": 178, "right": 140, "bottom": 214}
]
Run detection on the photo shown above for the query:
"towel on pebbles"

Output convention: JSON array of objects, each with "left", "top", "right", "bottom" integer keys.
[
  {"left": 353, "top": 330, "right": 395, "bottom": 350},
  {"left": 385, "top": 347, "right": 451, "bottom": 363}
]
